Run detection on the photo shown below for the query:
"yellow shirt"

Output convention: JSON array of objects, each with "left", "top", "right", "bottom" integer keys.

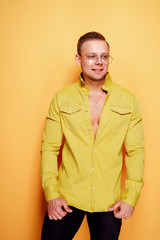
[{"left": 41, "top": 73, "right": 144, "bottom": 212}]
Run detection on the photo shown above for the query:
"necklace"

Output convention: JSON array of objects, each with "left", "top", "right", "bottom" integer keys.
[{"left": 91, "top": 95, "right": 103, "bottom": 109}]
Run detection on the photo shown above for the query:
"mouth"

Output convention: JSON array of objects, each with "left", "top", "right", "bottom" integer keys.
[{"left": 91, "top": 68, "right": 104, "bottom": 73}]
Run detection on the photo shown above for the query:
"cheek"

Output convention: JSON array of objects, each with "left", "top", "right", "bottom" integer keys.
[
  {"left": 81, "top": 64, "right": 91, "bottom": 73},
  {"left": 104, "top": 64, "right": 109, "bottom": 72}
]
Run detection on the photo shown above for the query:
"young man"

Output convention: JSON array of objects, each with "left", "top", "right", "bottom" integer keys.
[{"left": 41, "top": 32, "right": 144, "bottom": 240}]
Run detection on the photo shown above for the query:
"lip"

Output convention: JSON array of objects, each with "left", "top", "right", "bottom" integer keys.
[{"left": 91, "top": 68, "right": 104, "bottom": 72}]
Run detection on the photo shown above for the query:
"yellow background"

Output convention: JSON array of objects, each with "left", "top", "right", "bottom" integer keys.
[{"left": 0, "top": 0, "right": 160, "bottom": 239}]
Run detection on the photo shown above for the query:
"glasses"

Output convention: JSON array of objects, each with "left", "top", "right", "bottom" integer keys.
[{"left": 80, "top": 53, "right": 113, "bottom": 65}]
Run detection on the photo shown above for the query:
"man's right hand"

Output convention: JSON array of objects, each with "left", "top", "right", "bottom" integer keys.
[{"left": 47, "top": 197, "right": 73, "bottom": 220}]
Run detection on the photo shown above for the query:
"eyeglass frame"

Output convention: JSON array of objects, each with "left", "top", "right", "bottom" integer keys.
[{"left": 79, "top": 53, "right": 113, "bottom": 65}]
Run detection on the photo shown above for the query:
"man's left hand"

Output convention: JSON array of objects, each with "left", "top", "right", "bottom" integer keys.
[{"left": 108, "top": 200, "right": 134, "bottom": 220}]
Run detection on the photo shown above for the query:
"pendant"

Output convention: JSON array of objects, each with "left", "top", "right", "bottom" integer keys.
[{"left": 94, "top": 103, "right": 98, "bottom": 109}]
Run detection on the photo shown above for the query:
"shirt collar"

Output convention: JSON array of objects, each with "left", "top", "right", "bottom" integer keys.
[{"left": 78, "top": 72, "right": 113, "bottom": 95}]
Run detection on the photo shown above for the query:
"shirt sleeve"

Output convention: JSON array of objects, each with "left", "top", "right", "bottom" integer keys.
[
  {"left": 40, "top": 93, "right": 63, "bottom": 202},
  {"left": 122, "top": 97, "right": 144, "bottom": 207}
]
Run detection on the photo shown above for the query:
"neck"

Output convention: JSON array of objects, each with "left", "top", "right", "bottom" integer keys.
[{"left": 83, "top": 77, "right": 105, "bottom": 92}]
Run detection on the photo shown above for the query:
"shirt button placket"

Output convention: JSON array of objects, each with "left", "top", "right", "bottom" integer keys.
[{"left": 91, "top": 146, "right": 96, "bottom": 211}]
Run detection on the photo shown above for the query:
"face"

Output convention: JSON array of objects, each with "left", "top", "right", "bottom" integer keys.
[{"left": 76, "top": 40, "right": 110, "bottom": 82}]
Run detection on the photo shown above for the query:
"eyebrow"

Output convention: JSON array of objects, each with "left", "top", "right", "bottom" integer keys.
[{"left": 85, "top": 52, "right": 109, "bottom": 55}]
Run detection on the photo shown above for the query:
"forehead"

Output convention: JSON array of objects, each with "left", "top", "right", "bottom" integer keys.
[{"left": 81, "top": 40, "right": 109, "bottom": 54}]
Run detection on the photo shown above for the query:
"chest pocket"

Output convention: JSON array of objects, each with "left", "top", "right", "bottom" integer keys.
[
  {"left": 109, "top": 105, "right": 131, "bottom": 134},
  {"left": 60, "top": 104, "right": 82, "bottom": 131},
  {"left": 60, "top": 105, "right": 82, "bottom": 114},
  {"left": 110, "top": 105, "right": 131, "bottom": 115}
]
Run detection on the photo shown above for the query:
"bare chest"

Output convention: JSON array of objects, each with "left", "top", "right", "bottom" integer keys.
[{"left": 89, "top": 92, "right": 107, "bottom": 138}]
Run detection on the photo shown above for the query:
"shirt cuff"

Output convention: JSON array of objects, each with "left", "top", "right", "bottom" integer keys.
[
  {"left": 44, "top": 185, "right": 61, "bottom": 202},
  {"left": 121, "top": 179, "right": 144, "bottom": 207}
]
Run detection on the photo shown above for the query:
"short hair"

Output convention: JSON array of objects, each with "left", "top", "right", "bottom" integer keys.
[{"left": 77, "top": 31, "right": 110, "bottom": 55}]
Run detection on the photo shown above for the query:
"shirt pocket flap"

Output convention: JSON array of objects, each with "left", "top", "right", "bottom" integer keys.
[
  {"left": 110, "top": 105, "right": 131, "bottom": 115},
  {"left": 60, "top": 105, "right": 82, "bottom": 114}
]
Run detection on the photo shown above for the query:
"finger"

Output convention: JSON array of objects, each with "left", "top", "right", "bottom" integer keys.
[
  {"left": 48, "top": 214, "right": 53, "bottom": 220},
  {"left": 56, "top": 207, "right": 67, "bottom": 218},
  {"left": 114, "top": 214, "right": 123, "bottom": 219},
  {"left": 48, "top": 213, "right": 58, "bottom": 221},
  {"left": 53, "top": 216, "right": 58, "bottom": 221},
  {"left": 48, "top": 208, "right": 62, "bottom": 220},
  {"left": 53, "top": 212, "right": 63, "bottom": 220},
  {"left": 108, "top": 201, "right": 120, "bottom": 211},
  {"left": 114, "top": 210, "right": 124, "bottom": 219},
  {"left": 63, "top": 201, "right": 73, "bottom": 213},
  {"left": 48, "top": 206, "right": 54, "bottom": 215}
]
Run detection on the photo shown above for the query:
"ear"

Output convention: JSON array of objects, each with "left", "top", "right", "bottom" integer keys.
[{"left": 75, "top": 54, "right": 81, "bottom": 66}]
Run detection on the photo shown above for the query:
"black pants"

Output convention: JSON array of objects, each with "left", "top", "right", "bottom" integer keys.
[{"left": 41, "top": 206, "right": 122, "bottom": 240}]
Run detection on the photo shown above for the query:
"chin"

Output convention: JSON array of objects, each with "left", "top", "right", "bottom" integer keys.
[{"left": 90, "top": 73, "right": 107, "bottom": 82}]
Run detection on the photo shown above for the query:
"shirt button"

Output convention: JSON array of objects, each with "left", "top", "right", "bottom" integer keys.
[
  {"left": 98, "top": 129, "right": 100, "bottom": 132},
  {"left": 86, "top": 110, "right": 88, "bottom": 112},
  {"left": 93, "top": 147, "right": 95, "bottom": 150},
  {"left": 92, "top": 168, "right": 94, "bottom": 170},
  {"left": 92, "top": 187, "right": 94, "bottom": 190},
  {"left": 85, "top": 94, "right": 88, "bottom": 96},
  {"left": 88, "top": 129, "right": 91, "bottom": 131}
]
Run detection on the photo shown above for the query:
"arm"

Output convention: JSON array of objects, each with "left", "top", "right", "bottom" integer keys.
[
  {"left": 41, "top": 94, "right": 72, "bottom": 219},
  {"left": 122, "top": 97, "right": 144, "bottom": 207},
  {"left": 41, "top": 93, "right": 63, "bottom": 201},
  {"left": 109, "top": 97, "right": 144, "bottom": 219}
]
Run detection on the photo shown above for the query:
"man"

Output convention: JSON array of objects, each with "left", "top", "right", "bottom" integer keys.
[{"left": 41, "top": 32, "right": 144, "bottom": 240}]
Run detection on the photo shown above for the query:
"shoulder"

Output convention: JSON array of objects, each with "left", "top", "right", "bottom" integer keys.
[
  {"left": 112, "top": 83, "right": 135, "bottom": 98},
  {"left": 111, "top": 83, "right": 138, "bottom": 111},
  {"left": 57, "top": 81, "right": 79, "bottom": 95},
  {"left": 51, "top": 81, "right": 81, "bottom": 107}
]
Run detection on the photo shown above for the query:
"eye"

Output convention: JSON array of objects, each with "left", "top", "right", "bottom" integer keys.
[
  {"left": 102, "top": 54, "right": 109, "bottom": 59},
  {"left": 87, "top": 55, "right": 96, "bottom": 59}
]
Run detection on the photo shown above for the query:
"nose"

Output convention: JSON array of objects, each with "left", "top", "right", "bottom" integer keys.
[{"left": 95, "top": 56, "right": 103, "bottom": 64}]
